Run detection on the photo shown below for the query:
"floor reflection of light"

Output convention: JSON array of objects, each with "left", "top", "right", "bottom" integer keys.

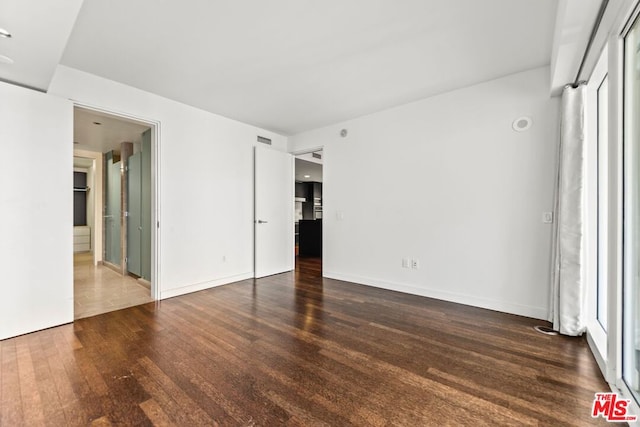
[{"left": 303, "top": 303, "right": 316, "bottom": 331}]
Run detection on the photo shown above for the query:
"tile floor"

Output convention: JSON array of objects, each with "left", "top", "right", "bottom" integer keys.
[{"left": 74, "top": 252, "right": 153, "bottom": 319}]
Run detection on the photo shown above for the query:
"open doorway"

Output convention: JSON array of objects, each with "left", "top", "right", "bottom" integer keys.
[
  {"left": 73, "top": 106, "right": 157, "bottom": 319},
  {"left": 295, "top": 150, "right": 323, "bottom": 272}
]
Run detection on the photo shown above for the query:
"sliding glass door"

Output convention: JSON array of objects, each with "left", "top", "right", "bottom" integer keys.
[{"left": 623, "top": 13, "right": 640, "bottom": 400}]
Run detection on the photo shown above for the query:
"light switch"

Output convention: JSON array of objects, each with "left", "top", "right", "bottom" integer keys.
[
  {"left": 336, "top": 211, "right": 344, "bottom": 221},
  {"left": 542, "top": 212, "right": 553, "bottom": 224}
]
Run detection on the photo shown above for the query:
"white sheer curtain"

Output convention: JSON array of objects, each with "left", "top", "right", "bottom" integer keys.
[{"left": 550, "top": 84, "right": 586, "bottom": 336}]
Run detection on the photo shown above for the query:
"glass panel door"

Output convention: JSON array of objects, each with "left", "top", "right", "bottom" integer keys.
[
  {"left": 105, "top": 152, "right": 122, "bottom": 266},
  {"left": 127, "top": 152, "right": 142, "bottom": 277},
  {"left": 623, "top": 14, "right": 640, "bottom": 401}
]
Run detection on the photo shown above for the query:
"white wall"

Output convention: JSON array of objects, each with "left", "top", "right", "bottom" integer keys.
[
  {"left": 289, "top": 66, "right": 559, "bottom": 319},
  {"left": 0, "top": 81, "right": 73, "bottom": 340},
  {"left": 49, "top": 65, "right": 287, "bottom": 300}
]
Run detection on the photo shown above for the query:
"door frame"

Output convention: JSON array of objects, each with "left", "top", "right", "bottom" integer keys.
[
  {"left": 73, "top": 102, "right": 162, "bottom": 301},
  {"left": 585, "top": 45, "right": 609, "bottom": 375},
  {"left": 291, "top": 146, "right": 325, "bottom": 266}
]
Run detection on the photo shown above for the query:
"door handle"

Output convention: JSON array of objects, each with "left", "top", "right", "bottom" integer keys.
[{"left": 256, "top": 220, "right": 268, "bottom": 224}]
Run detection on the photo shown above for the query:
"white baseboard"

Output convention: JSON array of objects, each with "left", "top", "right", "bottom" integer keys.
[
  {"left": 160, "top": 272, "right": 254, "bottom": 300},
  {"left": 0, "top": 298, "right": 73, "bottom": 341},
  {"left": 586, "top": 331, "right": 608, "bottom": 382},
  {"left": 323, "top": 270, "right": 548, "bottom": 320}
]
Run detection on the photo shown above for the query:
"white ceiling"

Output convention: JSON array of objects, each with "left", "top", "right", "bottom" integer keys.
[
  {"left": 3, "top": 1, "right": 604, "bottom": 136},
  {"left": 296, "top": 152, "right": 323, "bottom": 165},
  {"left": 295, "top": 158, "right": 323, "bottom": 183},
  {"left": 550, "top": 0, "right": 603, "bottom": 95},
  {"left": 0, "top": 0, "right": 83, "bottom": 90},
  {"left": 73, "top": 157, "right": 93, "bottom": 169},
  {"left": 58, "top": 0, "right": 558, "bottom": 135},
  {"left": 74, "top": 107, "right": 150, "bottom": 154}
]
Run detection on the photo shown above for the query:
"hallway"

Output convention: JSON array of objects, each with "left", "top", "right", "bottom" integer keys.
[{"left": 74, "top": 252, "right": 153, "bottom": 319}]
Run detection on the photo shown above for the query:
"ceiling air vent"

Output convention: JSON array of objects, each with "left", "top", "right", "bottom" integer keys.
[
  {"left": 312, "top": 152, "right": 322, "bottom": 159},
  {"left": 257, "top": 136, "right": 272, "bottom": 145}
]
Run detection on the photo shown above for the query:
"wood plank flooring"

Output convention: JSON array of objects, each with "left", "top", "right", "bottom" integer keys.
[{"left": 1, "top": 257, "right": 610, "bottom": 426}]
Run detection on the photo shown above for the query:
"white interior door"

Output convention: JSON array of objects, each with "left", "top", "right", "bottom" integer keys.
[{"left": 255, "top": 146, "right": 294, "bottom": 278}]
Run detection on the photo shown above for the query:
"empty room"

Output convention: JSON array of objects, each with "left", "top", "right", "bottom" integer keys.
[{"left": 0, "top": 0, "right": 638, "bottom": 425}]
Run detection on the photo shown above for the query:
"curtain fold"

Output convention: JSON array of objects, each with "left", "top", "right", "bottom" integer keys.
[{"left": 550, "top": 84, "right": 586, "bottom": 336}]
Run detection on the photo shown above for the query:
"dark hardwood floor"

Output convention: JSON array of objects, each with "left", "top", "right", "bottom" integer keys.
[{"left": 1, "top": 257, "right": 610, "bottom": 426}]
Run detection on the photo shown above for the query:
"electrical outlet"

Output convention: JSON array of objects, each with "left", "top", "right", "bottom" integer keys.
[
  {"left": 402, "top": 258, "right": 410, "bottom": 268},
  {"left": 411, "top": 259, "right": 419, "bottom": 269},
  {"left": 542, "top": 212, "right": 554, "bottom": 224}
]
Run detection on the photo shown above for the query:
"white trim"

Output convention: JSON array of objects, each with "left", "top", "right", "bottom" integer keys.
[
  {"left": 585, "top": 45, "right": 609, "bottom": 371},
  {"left": 619, "top": 0, "right": 640, "bottom": 36},
  {"left": 587, "top": 331, "right": 609, "bottom": 381},
  {"left": 576, "top": 0, "right": 636, "bottom": 83},
  {"left": 160, "top": 272, "right": 253, "bottom": 300},
  {"left": 609, "top": 30, "right": 624, "bottom": 392},
  {"left": 151, "top": 122, "right": 161, "bottom": 302},
  {"left": 290, "top": 146, "right": 324, "bottom": 156},
  {"left": 324, "top": 271, "right": 548, "bottom": 320},
  {"left": 71, "top": 100, "right": 162, "bottom": 129}
]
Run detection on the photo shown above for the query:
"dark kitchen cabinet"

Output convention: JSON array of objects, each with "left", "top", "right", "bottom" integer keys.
[
  {"left": 295, "top": 182, "right": 308, "bottom": 199},
  {"left": 299, "top": 220, "right": 322, "bottom": 257},
  {"left": 297, "top": 181, "right": 322, "bottom": 220},
  {"left": 312, "top": 182, "right": 322, "bottom": 199}
]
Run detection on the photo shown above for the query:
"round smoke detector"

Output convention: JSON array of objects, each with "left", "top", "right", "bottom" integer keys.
[
  {"left": 340, "top": 129, "right": 348, "bottom": 137},
  {"left": 512, "top": 116, "right": 532, "bottom": 132}
]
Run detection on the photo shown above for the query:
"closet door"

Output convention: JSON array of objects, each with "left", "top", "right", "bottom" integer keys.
[
  {"left": 0, "top": 82, "right": 73, "bottom": 340},
  {"left": 254, "top": 146, "right": 294, "bottom": 278}
]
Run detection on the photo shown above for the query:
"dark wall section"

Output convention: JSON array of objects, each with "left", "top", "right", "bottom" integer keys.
[{"left": 73, "top": 171, "right": 87, "bottom": 226}]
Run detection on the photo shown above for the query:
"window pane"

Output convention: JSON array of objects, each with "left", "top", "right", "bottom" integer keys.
[{"left": 623, "top": 15, "right": 640, "bottom": 400}]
